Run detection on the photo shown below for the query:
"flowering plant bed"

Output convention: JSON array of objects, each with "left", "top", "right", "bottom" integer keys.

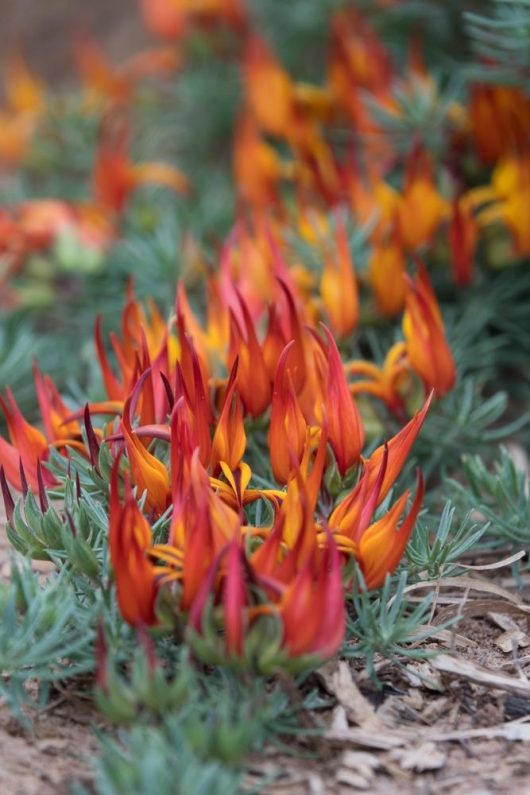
[{"left": 0, "top": 1, "right": 529, "bottom": 793}]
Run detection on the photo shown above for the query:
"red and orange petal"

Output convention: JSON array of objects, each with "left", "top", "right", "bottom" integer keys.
[
  {"left": 320, "top": 217, "right": 359, "bottom": 337},
  {"left": 403, "top": 264, "right": 456, "bottom": 396},
  {"left": 358, "top": 471, "right": 423, "bottom": 589},
  {"left": 321, "top": 325, "right": 364, "bottom": 476},
  {"left": 268, "top": 343, "right": 307, "bottom": 484},
  {"left": 109, "top": 463, "right": 158, "bottom": 626}
]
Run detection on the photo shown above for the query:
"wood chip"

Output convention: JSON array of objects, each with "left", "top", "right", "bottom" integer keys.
[
  {"left": 308, "top": 773, "right": 325, "bottom": 795},
  {"left": 495, "top": 629, "right": 530, "bottom": 653},
  {"left": 488, "top": 612, "right": 524, "bottom": 632},
  {"left": 403, "top": 661, "right": 443, "bottom": 690},
  {"left": 330, "top": 705, "right": 349, "bottom": 731},
  {"left": 341, "top": 750, "right": 380, "bottom": 773},
  {"left": 421, "top": 697, "right": 450, "bottom": 725},
  {"left": 403, "top": 690, "right": 424, "bottom": 711},
  {"left": 336, "top": 768, "right": 371, "bottom": 790},
  {"left": 317, "top": 661, "right": 383, "bottom": 730},
  {"left": 391, "top": 741, "right": 447, "bottom": 772}
]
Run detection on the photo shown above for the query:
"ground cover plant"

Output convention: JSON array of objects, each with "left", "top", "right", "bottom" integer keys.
[{"left": 0, "top": 0, "right": 529, "bottom": 792}]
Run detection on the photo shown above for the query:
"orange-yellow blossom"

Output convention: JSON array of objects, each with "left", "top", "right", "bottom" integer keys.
[
  {"left": 269, "top": 342, "right": 307, "bottom": 485},
  {"left": 210, "top": 360, "right": 247, "bottom": 475},
  {"left": 109, "top": 459, "right": 158, "bottom": 626},
  {"left": 449, "top": 196, "right": 477, "bottom": 287},
  {"left": 403, "top": 265, "right": 456, "bottom": 397},
  {"left": 320, "top": 217, "right": 359, "bottom": 337},
  {"left": 368, "top": 231, "right": 407, "bottom": 317},
  {"left": 321, "top": 325, "right": 364, "bottom": 476},
  {"left": 347, "top": 341, "right": 409, "bottom": 416},
  {"left": 397, "top": 149, "right": 449, "bottom": 251},
  {"left": 121, "top": 382, "right": 170, "bottom": 516},
  {"left": 471, "top": 156, "right": 530, "bottom": 256},
  {"left": 243, "top": 36, "right": 294, "bottom": 137}
]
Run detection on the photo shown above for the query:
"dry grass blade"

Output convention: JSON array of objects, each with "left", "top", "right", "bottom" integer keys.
[
  {"left": 431, "top": 653, "right": 530, "bottom": 697},
  {"left": 325, "top": 726, "right": 407, "bottom": 750},
  {"left": 408, "top": 624, "right": 478, "bottom": 648},
  {"left": 395, "top": 575, "right": 523, "bottom": 605},
  {"left": 425, "top": 720, "right": 530, "bottom": 743},
  {"left": 460, "top": 550, "right": 526, "bottom": 571},
  {"left": 434, "top": 598, "right": 530, "bottom": 626}
]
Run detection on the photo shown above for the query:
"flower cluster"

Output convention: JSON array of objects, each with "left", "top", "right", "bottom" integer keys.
[{"left": 0, "top": 220, "right": 453, "bottom": 669}]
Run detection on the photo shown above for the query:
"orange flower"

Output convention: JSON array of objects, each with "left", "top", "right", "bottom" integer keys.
[
  {"left": 223, "top": 541, "right": 247, "bottom": 656},
  {"left": 472, "top": 156, "right": 530, "bottom": 256},
  {"left": 321, "top": 325, "right": 364, "bottom": 476},
  {"left": 269, "top": 342, "right": 307, "bottom": 484},
  {"left": 347, "top": 341, "right": 409, "bottom": 416},
  {"left": 139, "top": 0, "right": 186, "bottom": 39},
  {"left": 278, "top": 446, "right": 320, "bottom": 558},
  {"left": 121, "top": 377, "right": 170, "bottom": 516},
  {"left": 210, "top": 360, "right": 247, "bottom": 475},
  {"left": 153, "top": 435, "right": 240, "bottom": 612},
  {"left": 175, "top": 319, "right": 212, "bottom": 464},
  {"left": 92, "top": 289, "right": 170, "bottom": 424},
  {"left": 449, "top": 196, "right": 477, "bottom": 287},
  {"left": 233, "top": 113, "right": 285, "bottom": 208},
  {"left": 140, "top": 0, "right": 247, "bottom": 41},
  {"left": 358, "top": 472, "right": 423, "bottom": 589},
  {"left": 93, "top": 118, "right": 189, "bottom": 215},
  {"left": 275, "top": 277, "right": 309, "bottom": 395},
  {"left": 0, "top": 200, "right": 113, "bottom": 274},
  {"left": 403, "top": 264, "right": 456, "bottom": 397},
  {"left": 0, "top": 361, "right": 101, "bottom": 492},
  {"left": 328, "top": 9, "right": 392, "bottom": 128},
  {"left": 75, "top": 33, "right": 180, "bottom": 106},
  {"left": 109, "top": 460, "right": 158, "bottom": 626},
  {"left": 228, "top": 291, "right": 272, "bottom": 417},
  {"left": 320, "top": 217, "right": 359, "bottom": 337},
  {"left": 329, "top": 395, "right": 430, "bottom": 546},
  {"left": 179, "top": 480, "right": 240, "bottom": 612},
  {"left": 0, "top": 54, "right": 45, "bottom": 167},
  {"left": 469, "top": 85, "right": 530, "bottom": 165},
  {"left": 328, "top": 445, "right": 424, "bottom": 588},
  {"left": 210, "top": 461, "right": 284, "bottom": 513},
  {"left": 279, "top": 537, "right": 344, "bottom": 659},
  {"left": 362, "top": 392, "right": 431, "bottom": 502},
  {"left": 397, "top": 149, "right": 449, "bottom": 251},
  {"left": 243, "top": 36, "right": 294, "bottom": 137},
  {"left": 0, "top": 389, "right": 51, "bottom": 492},
  {"left": 368, "top": 232, "right": 407, "bottom": 317},
  {"left": 33, "top": 363, "right": 85, "bottom": 454}
]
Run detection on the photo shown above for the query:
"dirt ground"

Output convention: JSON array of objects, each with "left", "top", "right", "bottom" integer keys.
[{"left": 2, "top": 495, "right": 530, "bottom": 794}]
